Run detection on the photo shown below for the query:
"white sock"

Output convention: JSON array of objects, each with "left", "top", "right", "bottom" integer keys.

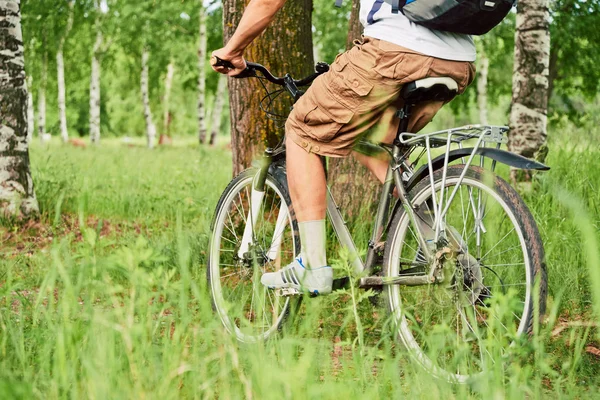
[{"left": 298, "top": 220, "right": 327, "bottom": 269}]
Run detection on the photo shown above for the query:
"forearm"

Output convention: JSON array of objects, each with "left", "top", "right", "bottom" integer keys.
[{"left": 224, "top": 0, "right": 286, "bottom": 56}]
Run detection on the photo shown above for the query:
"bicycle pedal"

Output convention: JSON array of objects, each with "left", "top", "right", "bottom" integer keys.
[{"left": 275, "top": 288, "right": 301, "bottom": 297}]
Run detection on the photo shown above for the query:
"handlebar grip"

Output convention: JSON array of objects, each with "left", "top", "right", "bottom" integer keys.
[
  {"left": 212, "top": 56, "right": 256, "bottom": 79},
  {"left": 212, "top": 56, "right": 235, "bottom": 70}
]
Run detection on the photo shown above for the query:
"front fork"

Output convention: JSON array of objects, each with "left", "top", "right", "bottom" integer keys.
[{"left": 237, "top": 149, "right": 287, "bottom": 261}]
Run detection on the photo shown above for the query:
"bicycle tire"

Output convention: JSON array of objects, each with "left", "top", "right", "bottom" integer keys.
[
  {"left": 383, "top": 165, "right": 547, "bottom": 383},
  {"left": 207, "top": 167, "right": 300, "bottom": 343}
]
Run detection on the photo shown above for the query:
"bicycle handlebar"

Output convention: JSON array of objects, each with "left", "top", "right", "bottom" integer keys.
[{"left": 212, "top": 56, "right": 330, "bottom": 100}]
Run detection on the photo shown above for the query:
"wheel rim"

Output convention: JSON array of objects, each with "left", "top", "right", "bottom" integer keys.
[
  {"left": 387, "top": 174, "right": 532, "bottom": 382},
  {"left": 209, "top": 174, "right": 297, "bottom": 343}
]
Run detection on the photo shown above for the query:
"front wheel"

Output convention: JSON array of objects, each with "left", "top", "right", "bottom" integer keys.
[
  {"left": 207, "top": 167, "right": 300, "bottom": 343},
  {"left": 383, "top": 165, "right": 547, "bottom": 383}
]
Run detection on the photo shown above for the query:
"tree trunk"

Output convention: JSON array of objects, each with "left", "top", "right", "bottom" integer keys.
[
  {"left": 477, "top": 49, "right": 489, "bottom": 125},
  {"left": 38, "top": 49, "right": 47, "bottom": 141},
  {"left": 141, "top": 48, "right": 156, "bottom": 149},
  {"left": 209, "top": 74, "right": 227, "bottom": 146},
  {"left": 197, "top": 6, "right": 208, "bottom": 144},
  {"left": 89, "top": 28, "right": 102, "bottom": 144},
  {"left": 163, "top": 60, "right": 175, "bottom": 136},
  {"left": 328, "top": 0, "right": 382, "bottom": 221},
  {"left": 26, "top": 75, "right": 34, "bottom": 143},
  {"left": 223, "top": 0, "right": 314, "bottom": 175},
  {"left": 508, "top": 0, "right": 551, "bottom": 181},
  {"left": 0, "top": 0, "right": 39, "bottom": 217},
  {"left": 346, "top": 0, "right": 362, "bottom": 49},
  {"left": 57, "top": 1, "right": 74, "bottom": 144}
]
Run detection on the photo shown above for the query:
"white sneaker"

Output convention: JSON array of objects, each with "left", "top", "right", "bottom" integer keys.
[{"left": 260, "top": 258, "right": 333, "bottom": 295}]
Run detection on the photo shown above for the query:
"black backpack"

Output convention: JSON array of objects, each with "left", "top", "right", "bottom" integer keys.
[{"left": 335, "top": 0, "right": 516, "bottom": 36}]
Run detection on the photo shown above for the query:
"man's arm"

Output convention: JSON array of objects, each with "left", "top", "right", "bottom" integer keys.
[{"left": 211, "top": 0, "right": 286, "bottom": 76}]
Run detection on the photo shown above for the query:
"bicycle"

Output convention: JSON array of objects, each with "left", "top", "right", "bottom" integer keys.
[{"left": 207, "top": 57, "right": 549, "bottom": 383}]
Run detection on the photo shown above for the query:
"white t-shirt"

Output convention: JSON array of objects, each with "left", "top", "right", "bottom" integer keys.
[{"left": 360, "top": 1, "right": 476, "bottom": 62}]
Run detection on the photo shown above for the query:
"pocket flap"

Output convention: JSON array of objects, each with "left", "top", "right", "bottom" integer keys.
[
  {"left": 346, "top": 75, "right": 373, "bottom": 97},
  {"left": 332, "top": 53, "right": 350, "bottom": 73},
  {"left": 305, "top": 103, "right": 353, "bottom": 125}
]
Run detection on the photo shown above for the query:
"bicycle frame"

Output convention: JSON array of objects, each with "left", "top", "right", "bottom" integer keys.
[
  {"left": 227, "top": 59, "right": 551, "bottom": 290},
  {"left": 237, "top": 111, "right": 550, "bottom": 291}
]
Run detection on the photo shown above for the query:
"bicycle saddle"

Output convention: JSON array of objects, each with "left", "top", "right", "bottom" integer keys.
[{"left": 401, "top": 77, "right": 459, "bottom": 105}]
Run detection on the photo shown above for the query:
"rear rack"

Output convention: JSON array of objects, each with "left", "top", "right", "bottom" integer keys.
[
  {"left": 398, "top": 125, "right": 510, "bottom": 245},
  {"left": 399, "top": 125, "right": 509, "bottom": 148}
]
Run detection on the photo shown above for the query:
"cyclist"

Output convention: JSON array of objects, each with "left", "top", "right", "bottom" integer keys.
[{"left": 211, "top": 0, "right": 476, "bottom": 295}]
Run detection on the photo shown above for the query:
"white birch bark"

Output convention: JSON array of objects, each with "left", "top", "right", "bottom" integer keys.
[
  {"left": 0, "top": 0, "right": 40, "bottom": 216},
  {"left": 38, "top": 50, "right": 47, "bottom": 141},
  {"left": 89, "top": 28, "right": 102, "bottom": 145},
  {"left": 209, "top": 74, "right": 227, "bottom": 146},
  {"left": 477, "top": 51, "right": 489, "bottom": 125},
  {"left": 197, "top": 6, "right": 208, "bottom": 144},
  {"left": 508, "top": 0, "right": 551, "bottom": 169},
  {"left": 57, "top": 1, "right": 75, "bottom": 143},
  {"left": 141, "top": 48, "right": 156, "bottom": 149},
  {"left": 163, "top": 60, "right": 175, "bottom": 136},
  {"left": 26, "top": 75, "right": 34, "bottom": 143}
]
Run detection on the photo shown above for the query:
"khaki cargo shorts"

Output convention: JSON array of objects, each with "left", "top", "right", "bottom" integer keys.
[{"left": 285, "top": 37, "right": 476, "bottom": 157}]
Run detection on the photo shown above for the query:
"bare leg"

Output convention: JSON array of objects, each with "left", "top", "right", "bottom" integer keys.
[
  {"left": 259, "top": 135, "right": 333, "bottom": 293},
  {"left": 286, "top": 135, "right": 327, "bottom": 222},
  {"left": 354, "top": 100, "right": 445, "bottom": 185}
]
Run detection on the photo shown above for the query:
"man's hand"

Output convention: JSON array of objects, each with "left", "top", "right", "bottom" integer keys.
[{"left": 210, "top": 48, "right": 247, "bottom": 77}]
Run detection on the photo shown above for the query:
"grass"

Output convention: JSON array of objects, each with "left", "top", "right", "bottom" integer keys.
[{"left": 0, "top": 131, "right": 599, "bottom": 398}]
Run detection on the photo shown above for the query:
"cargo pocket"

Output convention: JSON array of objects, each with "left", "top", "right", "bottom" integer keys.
[
  {"left": 329, "top": 53, "right": 374, "bottom": 109},
  {"left": 300, "top": 98, "right": 353, "bottom": 142}
]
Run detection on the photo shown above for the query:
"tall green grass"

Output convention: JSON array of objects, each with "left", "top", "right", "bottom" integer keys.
[{"left": 0, "top": 133, "right": 598, "bottom": 398}]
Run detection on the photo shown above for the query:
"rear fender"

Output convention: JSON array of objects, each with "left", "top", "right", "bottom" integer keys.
[
  {"left": 405, "top": 147, "right": 550, "bottom": 191},
  {"left": 384, "top": 147, "right": 549, "bottom": 236}
]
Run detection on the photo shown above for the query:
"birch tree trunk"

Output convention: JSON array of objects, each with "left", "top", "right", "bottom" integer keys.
[
  {"left": 508, "top": 0, "right": 551, "bottom": 181},
  {"left": 0, "top": 0, "right": 39, "bottom": 217},
  {"left": 209, "top": 74, "right": 227, "bottom": 146},
  {"left": 477, "top": 49, "right": 489, "bottom": 125},
  {"left": 89, "top": 28, "right": 102, "bottom": 144},
  {"left": 163, "top": 60, "right": 175, "bottom": 136},
  {"left": 197, "top": 6, "right": 208, "bottom": 144},
  {"left": 328, "top": 0, "right": 382, "bottom": 220},
  {"left": 26, "top": 75, "right": 34, "bottom": 143},
  {"left": 57, "top": 1, "right": 75, "bottom": 143},
  {"left": 141, "top": 48, "right": 156, "bottom": 149},
  {"left": 224, "top": 0, "right": 314, "bottom": 175},
  {"left": 38, "top": 49, "right": 47, "bottom": 140}
]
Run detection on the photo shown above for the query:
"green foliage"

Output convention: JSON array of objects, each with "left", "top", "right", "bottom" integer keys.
[
  {"left": 549, "top": 0, "right": 600, "bottom": 116},
  {"left": 1, "top": 132, "right": 600, "bottom": 397},
  {"left": 22, "top": 0, "right": 225, "bottom": 139},
  {"left": 313, "top": 0, "right": 352, "bottom": 63}
]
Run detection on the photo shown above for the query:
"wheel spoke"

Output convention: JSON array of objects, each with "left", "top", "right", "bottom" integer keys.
[
  {"left": 208, "top": 172, "right": 297, "bottom": 343},
  {"left": 385, "top": 168, "right": 539, "bottom": 381}
]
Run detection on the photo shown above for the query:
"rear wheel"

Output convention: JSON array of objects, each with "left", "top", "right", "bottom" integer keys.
[
  {"left": 207, "top": 168, "right": 300, "bottom": 343},
  {"left": 384, "top": 165, "right": 547, "bottom": 382}
]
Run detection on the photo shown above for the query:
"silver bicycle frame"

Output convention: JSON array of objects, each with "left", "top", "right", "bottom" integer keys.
[{"left": 240, "top": 125, "right": 509, "bottom": 282}]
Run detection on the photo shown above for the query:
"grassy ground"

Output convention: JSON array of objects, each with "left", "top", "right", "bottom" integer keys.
[{"left": 0, "top": 132, "right": 599, "bottom": 399}]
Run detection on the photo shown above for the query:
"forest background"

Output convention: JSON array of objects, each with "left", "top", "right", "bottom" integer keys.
[{"left": 22, "top": 0, "right": 599, "bottom": 148}]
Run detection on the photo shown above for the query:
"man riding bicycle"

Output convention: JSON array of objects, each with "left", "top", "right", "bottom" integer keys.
[{"left": 211, "top": 0, "right": 476, "bottom": 295}]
